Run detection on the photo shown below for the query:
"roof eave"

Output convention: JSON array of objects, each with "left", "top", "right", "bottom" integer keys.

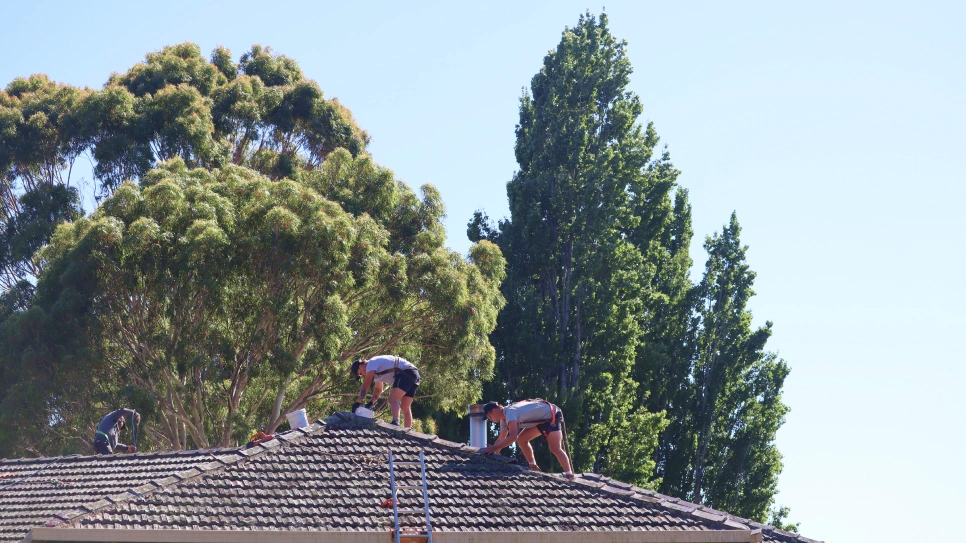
[{"left": 26, "top": 527, "right": 763, "bottom": 543}]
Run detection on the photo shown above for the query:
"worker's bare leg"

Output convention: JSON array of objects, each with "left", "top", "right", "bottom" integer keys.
[
  {"left": 546, "top": 430, "right": 573, "bottom": 474},
  {"left": 388, "top": 387, "right": 407, "bottom": 426},
  {"left": 400, "top": 395, "right": 415, "bottom": 429},
  {"left": 516, "top": 427, "right": 543, "bottom": 470}
]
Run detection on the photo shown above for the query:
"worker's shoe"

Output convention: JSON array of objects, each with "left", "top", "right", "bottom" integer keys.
[{"left": 564, "top": 472, "right": 575, "bottom": 480}]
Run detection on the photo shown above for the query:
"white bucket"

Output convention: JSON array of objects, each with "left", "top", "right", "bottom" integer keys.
[
  {"left": 355, "top": 406, "right": 375, "bottom": 419},
  {"left": 285, "top": 408, "right": 309, "bottom": 430}
]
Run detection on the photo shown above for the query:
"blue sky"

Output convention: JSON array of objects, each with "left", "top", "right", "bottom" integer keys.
[{"left": 3, "top": 1, "right": 964, "bottom": 541}]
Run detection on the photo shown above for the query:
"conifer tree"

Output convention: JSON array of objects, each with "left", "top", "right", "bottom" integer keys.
[
  {"left": 665, "top": 212, "right": 790, "bottom": 521},
  {"left": 480, "top": 12, "right": 674, "bottom": 485}
]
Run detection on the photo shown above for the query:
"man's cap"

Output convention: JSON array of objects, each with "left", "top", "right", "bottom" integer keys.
[
  {"left": 349, "top": 359, "right": 365, "bottom": 380},
  {"left": 482, "top": 402, "right": 501, "bottom": 417}
]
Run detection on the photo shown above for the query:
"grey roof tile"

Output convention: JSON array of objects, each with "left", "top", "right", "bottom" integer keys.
[{"left": 0, "top": 414, "right": 820, "bottom": 543}]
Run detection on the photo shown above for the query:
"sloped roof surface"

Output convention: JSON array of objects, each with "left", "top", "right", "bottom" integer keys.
[
  {"left": 0, "top": 448, "right": 242, "bottom": 543},
  {"left": 1, "top": 413, "right": 819, "bottom": 543}
]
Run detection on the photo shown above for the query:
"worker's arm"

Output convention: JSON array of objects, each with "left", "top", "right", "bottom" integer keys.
[
  {"left": 357, "top": 372, "right": 375, "bottom": 403},
  {"left": 357, "top": 373, "right": 374, "bottom": 402},
  {"left": 370, "top": 381, "right": 384, "bottom": 404},
  {"left": 481, "top": 421, "right": 518, "bottom": 454},
  {"left": 109, "top": 408, "right": 135, "bottom": 422},
  {"left": 489, "top": 427, "right": 511, "bottom": 454},
  {"left": 112, "top": 408, "right": 140, "bottom": 426}
]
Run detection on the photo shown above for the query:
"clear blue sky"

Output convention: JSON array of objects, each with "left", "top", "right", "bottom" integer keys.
[{"left": 3, "top": 1, "right": 963, "bottom": 541}]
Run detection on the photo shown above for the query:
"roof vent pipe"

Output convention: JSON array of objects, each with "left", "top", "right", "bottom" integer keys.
[{"left": 468, "top": 404, "right": 487, "bottom": 448}]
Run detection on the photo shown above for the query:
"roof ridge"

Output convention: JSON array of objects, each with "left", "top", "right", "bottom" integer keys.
[
  {"left": 334, "top": 412, "right": 820, "bottom": 543},
  {"left": 45, "top": 420, "right": 326, "bottom": 530},
  {"left": 327, "top": 411, "right": 525, "bottom": 468}
]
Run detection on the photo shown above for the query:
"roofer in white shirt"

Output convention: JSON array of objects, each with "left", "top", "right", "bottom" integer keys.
[
  {"left": 350, "top": 355, "right": 421, "bottom": 428},
  {"left": 479, "top": 399, "right": 574, "bottom": 479}
]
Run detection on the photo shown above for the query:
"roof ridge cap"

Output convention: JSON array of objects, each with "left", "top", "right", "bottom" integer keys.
[
  {"left": 330, "top": 411, "right": 526, "bottom": 469},
  {"left": 46, "top": 420, "right": 326, "bottom": 530}
]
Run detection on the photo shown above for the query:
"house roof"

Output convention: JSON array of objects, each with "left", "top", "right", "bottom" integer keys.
[{"left": 0, "top": 413, "right": 819, "bottom": 543}]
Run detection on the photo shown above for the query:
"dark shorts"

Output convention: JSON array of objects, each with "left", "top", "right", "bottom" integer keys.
[
  {"left": 392, "top": 368, "right": 420, "bottom": 398},
  {"left": 93, "top": 439, "right": 113, "bottom": 455},
  {"left": 536, "top": 409, "right": 564, "bottom": 436}
]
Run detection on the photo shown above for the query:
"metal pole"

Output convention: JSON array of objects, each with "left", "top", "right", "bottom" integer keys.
[
  {"left": 132, "top": 410, "right": 139, "bottom": 451},
  {"left": 419, "top": 450, "right": 433, "bottom": 543},
  {"left": 389, "top": 451, "right": 401, "bottom": 543}
]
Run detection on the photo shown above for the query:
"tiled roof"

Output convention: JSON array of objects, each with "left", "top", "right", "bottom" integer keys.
[
  {"left": 0, "top": 447, "right": 243, "bottom": 543},
  {"left": 0, "top": 413, "right": 820, "bottom": 543}
]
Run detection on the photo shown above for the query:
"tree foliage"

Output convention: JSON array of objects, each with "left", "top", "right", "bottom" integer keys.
[
  {"left": 478, "top": 13, "right": 676, "bottom": 487},
  {"left": 633, "top": 212, "right": 792, "bottom": 523},
  {"left": 682, "top": 214, "right": 789, "bottom": 520},
  {"left": 0, "top": 43, "right": 369, "bottom": 291},
  {"left": 474, "top": 12, "right": 792, "bottom": 522},
  {"left": 0, "top": 45, "right": 504, "bottom": 456}
]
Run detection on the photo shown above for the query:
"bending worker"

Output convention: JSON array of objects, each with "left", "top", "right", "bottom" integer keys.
[
  {"left": 351, "top": 355, "right": 420, "bottom": 428},
  {"left": 480, "top": 399, "right": 574, "bottom": 479},
  {"left": 93, "top": 408, "right": 140, "bottom": 455}
]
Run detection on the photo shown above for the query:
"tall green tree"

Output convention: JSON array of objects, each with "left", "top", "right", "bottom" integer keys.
[
  {"left": 0, "top": 44, "right": 505, "bottom": 456},
  {"left": 633, "top": 188, "right": 700, "bottom": 495},
  {"left": 478, "top": 12, "right": 675, "bottom": 486},
  {"left": 475, "top": 11, "right": 792, "bottom": 518},
  {"left": 657, "top": 212, "right": 790, "bottom": 521}
]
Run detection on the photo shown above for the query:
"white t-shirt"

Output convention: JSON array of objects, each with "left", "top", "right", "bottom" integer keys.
[
  {"left": 367, "top": 355, "right": 418, "bottom": 384},
  {"left": 501, "top": 400, "right": 555, "bottom": 431}
]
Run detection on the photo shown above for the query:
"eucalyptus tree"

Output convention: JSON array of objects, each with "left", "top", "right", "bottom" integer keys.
[
  {"left": 2, "top": 157, "right": 504, "bottom": 452},
  {"left": 0, "top": 75, "right": 87, "bottom": 293},
  {"left": 0, "top": 42, "right": 370, "bottom": 294},
  {"left": 0, "top": 44, "right": 504, "bottom": 456}
]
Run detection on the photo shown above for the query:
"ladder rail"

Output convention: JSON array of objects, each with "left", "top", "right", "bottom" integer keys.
[
  {"left": 419, "top": 450, "right": 434, "bottom": 543},
  {"left": 389, "top": 451, "right": 401, "bottom": 543},
  {"left": 388, "top": 449, "right": 433, "bottom": 543}
]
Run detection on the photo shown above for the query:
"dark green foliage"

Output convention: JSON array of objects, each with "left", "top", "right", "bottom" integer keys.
[
  {"left": 480, "top": 13, "right": 673, "bottom": 487},
  {"left": 769, "top": 505, "right": 801, "bottom": 533},
  {"left": 0, "top": 184, "right": 82, "bottom": 281},
  {"left": 683, "top": 213, "right": 790, "bottom": 520},
  {"left": 471, "top": 11, "right": 792, "bottom": 523}
]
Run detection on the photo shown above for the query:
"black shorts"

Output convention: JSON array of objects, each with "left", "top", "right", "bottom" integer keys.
[
  {"left": 93, "top": 439, "right": 113, "bottom": 455},
  {"left": 392, "top": 369, "right": 420, "bottom": 398},
  {"left": 537, "top": 409, "right": 564, "bottom": 435}
]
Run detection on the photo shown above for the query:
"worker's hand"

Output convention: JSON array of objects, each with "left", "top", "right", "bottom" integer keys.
[
  {"left": 351, "top": 402, "right": 361, "bottom": 413},
  {"left": 128, "top": 445, "right": 136, "bottom": 453},
  {"left": 134, "top": 413, "right": 140, "bottom": 424}
]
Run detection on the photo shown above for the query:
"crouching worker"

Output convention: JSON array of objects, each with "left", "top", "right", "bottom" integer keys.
[
  {"left": 93, "top": 408, "right": 140, "bottom": 455},
  {"left": 480, "top": 400, "right": 574, "bottom": 479},
  {"left": 351, "top": 355, "right": 420, "bottom": 428}
]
